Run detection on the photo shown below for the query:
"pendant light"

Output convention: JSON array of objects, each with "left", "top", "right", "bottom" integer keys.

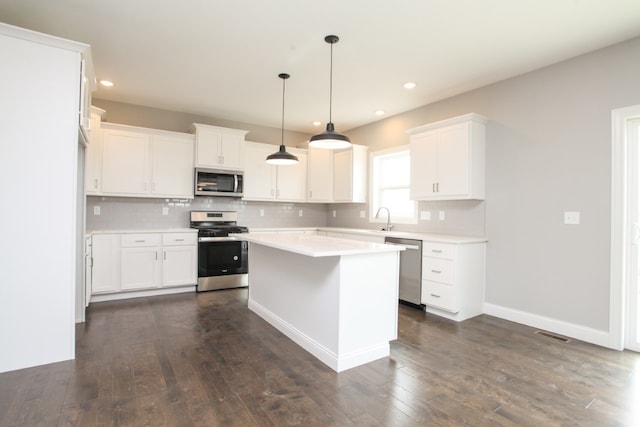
[
  {"left": 266, "top": 73, "right": 299, "bottom": 165},
  {"left": 308, "top": 35, "right": 351, "bottom": 149}
]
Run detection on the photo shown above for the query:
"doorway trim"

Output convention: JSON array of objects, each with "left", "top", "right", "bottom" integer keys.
[{"left": 610, "top": 105, "right": 640, "bottom": 351}]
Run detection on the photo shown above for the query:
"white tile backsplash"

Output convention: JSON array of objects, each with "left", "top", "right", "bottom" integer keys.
[{"left": 86, "top": 196, "right": 329, "bottom": 231}]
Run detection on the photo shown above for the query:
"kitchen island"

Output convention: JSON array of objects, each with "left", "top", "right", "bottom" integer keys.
[{"left": 241, "top": 232, "right": 403, "bottom": 372}]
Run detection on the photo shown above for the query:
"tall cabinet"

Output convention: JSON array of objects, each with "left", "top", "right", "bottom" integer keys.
[{"left": 0, "top": 23, "right": 94, "bottom": 373}]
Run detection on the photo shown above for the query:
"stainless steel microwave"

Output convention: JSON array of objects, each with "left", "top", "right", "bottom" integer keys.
[{"left": 195, "top": 168, "right": 243, "bottom": 197}]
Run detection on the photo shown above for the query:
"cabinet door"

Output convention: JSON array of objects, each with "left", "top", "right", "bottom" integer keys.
[
  {"left": 85, "top": 113, "right": 103, "bottom": 194},
  {"left": 333, "top": 149, "right": 353, "bottom": 202},
  {"left": 195, "top": 126, "right": 222, "bottom": 167},
  {"left": 120, "top": 247, "right": 161, "bottom": 290},
  {"left": 243, "top": 142, "right": 276, "bottom": 200},
  {"left": 436, "top": 122, "right": 470, "bottom": 196},
  {"left": 163, "top": 245, "right": 197, "bottom": 287},
  {"left": 219, "top": 132, "right": 244, "bottom": 169},
  {"left": 91, "top": 234, "right": 120, "bottom": 294},
  {"left": 307, "top": 147, "right": 334, "bottom": 202},
  {"left": 151, "top": 134, "right": 194, "bottom": 198},
  {"left": 102, "top": 129, "right": 150, "bottom": 195},
  {"left": 276, "top": 149, "right": 307, "bottom": 201},
  {"left": 410, "top": 130, "right": 438, "bottom": 199}
]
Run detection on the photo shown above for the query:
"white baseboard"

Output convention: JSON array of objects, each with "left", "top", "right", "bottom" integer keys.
[
  {"left": 248, "top": 299, "right": 390, "bottom": 372},
  {"left": 483, "top": 303, "right": 614, "bottom": 349},
  {"left": 90, "top": 285, "right": 195, "bottom": 303}
]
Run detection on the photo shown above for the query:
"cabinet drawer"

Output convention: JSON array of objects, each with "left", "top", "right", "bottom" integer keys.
[
  {"left": 121, "top": 233, "right": 162, "bottom": 247},
  {"left": 422, "top": 281, "right": 458, "bottom": 313},
  {"left": 162, "top": 232, "right": 197, "bottom": 246},
  {"left": 423, "top": 257, "right": 454, "bottom": 284},
  {"left": 422, "top": 242, "right": 455, "bottom": 260}
]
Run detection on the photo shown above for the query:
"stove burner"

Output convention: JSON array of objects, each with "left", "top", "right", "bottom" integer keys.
[{"left": 189, "top": 210, "right": 248, "bottom": 237}]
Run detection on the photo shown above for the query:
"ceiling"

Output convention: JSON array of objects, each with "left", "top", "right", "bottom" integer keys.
[{"left": 2, "top": 0, "right": 640, "bottom": 134}]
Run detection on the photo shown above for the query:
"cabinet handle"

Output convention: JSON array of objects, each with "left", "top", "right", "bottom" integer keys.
[
  {"left": 175, "top": 239, "right": 184, "bottom": 242},
  {"left": 431, "top": 249, "right": 443, "bottom": 253},
  {"left": 309, "top": 190, "right": 313, "bottom": 198},
  {"left": 430, "top": 293, "right": 441, "bottom": 298},
  {"left": 164, "top": 251, "right": 166, "bottom": 260},
  {"left": 155, "top": 251, "right": 158, "bottom": 260},
  {"left": 431, "top": 269, "right": 442, "bottom": 274},
  {"left": 94, "top": 178, "right": 98, "bottom": 189},
  {"left": 432, "top": 183, "right": 435, "bottom": 192},
  {"left": 135, "top": 240, "right": 145, "bottom": 243}
]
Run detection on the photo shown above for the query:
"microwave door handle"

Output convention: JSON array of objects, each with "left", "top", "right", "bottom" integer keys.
[{"left": 234, "top": 175, "right": 238, "bottom": 193}]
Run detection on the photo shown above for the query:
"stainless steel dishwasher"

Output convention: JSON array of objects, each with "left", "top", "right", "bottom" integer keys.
[{"left": 384, "top": 236, "right": 423, "bottom": 306}]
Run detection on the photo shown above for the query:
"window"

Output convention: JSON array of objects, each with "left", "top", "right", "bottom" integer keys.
[{"left": 370, "top": 145, "right": 417, "bottom": 224}]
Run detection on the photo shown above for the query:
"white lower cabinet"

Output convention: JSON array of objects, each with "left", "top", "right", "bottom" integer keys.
[
  {"left": 90, "top": 231, "right": 197, "bottom": 301},
  {"left": 421, "top": 241, "right": 486, "bottom": 321},
  {"left": 120, "top": 233, "right": 162, "bottom": 291}
]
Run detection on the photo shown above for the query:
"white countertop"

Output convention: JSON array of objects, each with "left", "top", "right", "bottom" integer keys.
[
  {"left": 240, "top": 232, "right": 405, "bottom": 257},
  {"left": 88, "top": 228, "right": 196, "bottom": 235},
  {"left": 251, "top": 227, "right": 487, "bottom": 244}
]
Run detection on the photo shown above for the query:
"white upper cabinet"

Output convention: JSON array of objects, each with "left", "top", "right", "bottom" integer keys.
[
  {"left": 191, "top": 123, "right": 248, "bottom": 170},
  {"left": 101, "top": 123, "right": 194, "bottom": 198},
  {"left": 243, "top": 141, "right": 307, "bottom": 202},
  {"left": 85, "top": 106, "right": 105, "bottom": 195},
  {"left": 333, "top": 144, "right": 368, "bottom": 203},
  {"left": 408, "top": 113, "right": 487, "bottom": 201},
  {"left": 307, "top": 146, "right": 334, "bottom": 202},
  {"left": 307, "top": 144, "right": 368, "bottom": 203}
]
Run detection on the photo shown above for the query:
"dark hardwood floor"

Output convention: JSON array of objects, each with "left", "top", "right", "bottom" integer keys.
[{"left": 1, "top": 288, "right": 639, "bottom": 426}]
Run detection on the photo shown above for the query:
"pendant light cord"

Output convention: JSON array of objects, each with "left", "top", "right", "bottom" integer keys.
[
  {"left": 329, "top": 40, "right": 333, "bottom": 124},
  {"left": 281, "top": 76, "right": 286, "bottom": 145}
]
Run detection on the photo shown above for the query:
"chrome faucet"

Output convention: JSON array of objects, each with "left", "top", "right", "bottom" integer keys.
[{"left": 375, "top": 206, "right": 392, "bottom": 231}]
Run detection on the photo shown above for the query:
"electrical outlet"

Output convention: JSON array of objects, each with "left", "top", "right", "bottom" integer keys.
[
  {"left": 298, "top": 209, "right": 303, "bottom": 217},
  {"left": 360, "top": 210, "right": 365, "bottom": 218},
  {"left": 564, "top": 211, "right": 580, "bottom": 225},
  {"left": 162, "top": 207, "right": 169, "bottom": 216},
  {"left": 332, "top": 210, "right": 336, "bottom": 218},
  {"left": 93, "top": 206, "right": 100, "bottom": 215},
  {"left": 438, "top": 211, "right": 445, "bottom": 221},
  {"left": 260, "top": 209, "right": 264, "bottom": 217},
  {"left": 420, "top": 211, "right": 431, "bottom": 221}
]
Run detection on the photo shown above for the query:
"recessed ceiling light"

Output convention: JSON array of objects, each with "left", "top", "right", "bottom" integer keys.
[
  {"left": 403, "top": 82, "right": 416, "bottom": 89},
  {"left": 100, "top": 80, "right": 114, "bottom": 87},
  {"left": 375, "top": 110, "right": 385, "bottom": 116},
  {"left": 312, "top": 121, "right": 321, "bottom": 126}
]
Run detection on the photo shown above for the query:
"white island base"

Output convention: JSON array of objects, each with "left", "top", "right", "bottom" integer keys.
[{"left": 244, "top": 234, "right": 402, "bottom": 372}]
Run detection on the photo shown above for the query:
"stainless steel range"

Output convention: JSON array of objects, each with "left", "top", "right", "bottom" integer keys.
[{"left": 190, "top": 211, "right": 249, "bottom": 292}]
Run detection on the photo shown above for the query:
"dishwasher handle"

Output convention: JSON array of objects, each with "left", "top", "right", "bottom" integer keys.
[{"left": 385, "top": 242, "right": 421, "bottom": 250}]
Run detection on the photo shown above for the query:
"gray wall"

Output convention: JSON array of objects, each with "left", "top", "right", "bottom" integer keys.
[{"left": 343, "top": 36, "right": 640, "bottom": 332}]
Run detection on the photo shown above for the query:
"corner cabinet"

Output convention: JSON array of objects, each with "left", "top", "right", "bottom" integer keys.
[
  {"left": 408, "top": 113, "right": 487, "bottom": 201},
  {"left": 307, "top": 144, "right": 368, "bottom": 203},
  {"left": 243, "top": 141, "right": 307, "bottom": 202},
  {"left": 100, "top": 123, "right": 195, "bottom": 198},
  {"left": 85, "top": 106, "right": 106, "bottom": 195},
  {"left": 191, "top": 123, "right": 248, "bottom": 170},
  {"left": 90, "top": 231, "right": 197, "bottom": 302},
  {"left": 421, "top": 241, "right": 486, "bottom": 322}
]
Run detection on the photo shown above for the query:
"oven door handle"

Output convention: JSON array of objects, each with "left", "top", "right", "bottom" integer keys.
[{"left": 198, "top": 236, "right": 244, "bottom": 242}]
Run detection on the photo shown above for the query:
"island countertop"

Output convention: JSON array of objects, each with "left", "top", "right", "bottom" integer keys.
[{"left": 238, "top": 232, "right": 404, "bottom": 257}]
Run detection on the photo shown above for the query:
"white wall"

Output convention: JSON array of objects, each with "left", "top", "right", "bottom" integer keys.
[
  {"left": 0, "top": 29, "right": 81, "bottom": 372},
  {"left": 345, "top": 36, "right": 640, "bottom": 340}
]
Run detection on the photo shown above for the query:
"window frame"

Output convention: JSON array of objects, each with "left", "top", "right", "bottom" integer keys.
[{"left": 369, "top": 145, "right": 418, "bottom": 225}]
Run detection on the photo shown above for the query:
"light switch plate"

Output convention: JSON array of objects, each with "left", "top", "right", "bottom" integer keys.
[
  {"left": 162, "top": 207, "right": 169, "bottom": 216},
  {"left": 260, "top": 209, "right": 264, "bottom": 217},
  {"left": 93, "top": 206, "right": 100, "bottom": 215},
  {"left": 298, "top": 209, "right": 303, "bottom": 217},
  {"left": 564, "top": 211, "right": 580, "bottom": 225},
  {"left": 438, "top": 211, "right": 445, "bottom": 221},
  {"left": 360, "top": 210, "right": 365, "bottom": 218},
  {"left": 332, "top": 210, "right": 336, "bottom": 218}
]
